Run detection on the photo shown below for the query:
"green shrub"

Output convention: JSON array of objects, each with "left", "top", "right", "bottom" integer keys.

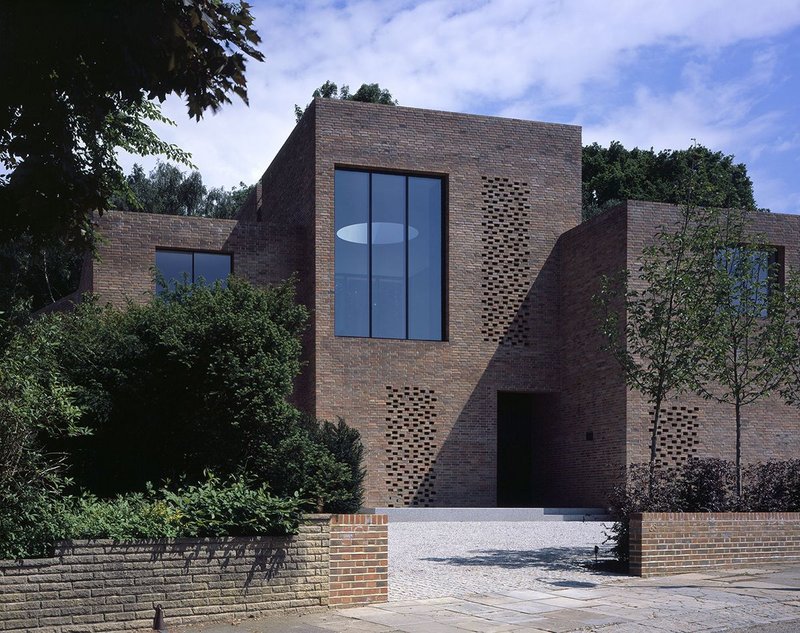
[
  {"left": 0, "top": 278, "right": 365, "bottom": 558},
  {"left": 0, "top": 474, "right": 303, "bottom": 559},
  {"left": 608, "top": 458, "right": 800, "bottom": 565},
  {"left": 606, "top": 464, "right": 681, "bottom": 563},
  {"left": 53, "top": 278, "right": 308, "bottom": 494},
  {"left": 0, "top": 485, "right": 69, "bottom": 559},
  {"left": 679, "top": 458, "right": 737, "bottom": 512},
  {"left": 252, "top": 415, "right": 365, "bottom": 513},
  {"left": 159, "top": 473, "right": 301, "bottom": 537},
  {"left": 742, "top": 460, "right": 800, "bottom": 511}
]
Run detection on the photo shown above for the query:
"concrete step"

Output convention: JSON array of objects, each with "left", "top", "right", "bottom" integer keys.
[{"left": 362, "top": 507, "right": 611, "bottom": 522}]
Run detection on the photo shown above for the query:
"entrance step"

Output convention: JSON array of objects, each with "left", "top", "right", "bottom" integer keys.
[{"left": 362, "top": 507, "right": 610, "bottom": 522}]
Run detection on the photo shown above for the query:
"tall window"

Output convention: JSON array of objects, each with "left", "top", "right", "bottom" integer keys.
[
  {"left": 715, "top": 246, "right": 779, "bottom": 317},
  {"left": 334, "top": 169, "right": 444, "bottom": 340},
  {"left": 155, "top": 250, "right": 232, "bottom": 294}
]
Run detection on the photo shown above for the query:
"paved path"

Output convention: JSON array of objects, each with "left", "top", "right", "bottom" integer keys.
[
  {"left": 176, "top": 520, "right": 800, "bottom": 632},
  {"left": 178, "top": 566, "right": 800, "bottom": 632}
]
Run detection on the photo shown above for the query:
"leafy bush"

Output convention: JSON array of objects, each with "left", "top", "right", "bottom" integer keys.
[
  {"left": 51, "top": 278, "right": 308, "bottom": 494},
  {"left": 0, "top": 474, "right": 303, "bottom": 560},
  {"left": 0, "top": 277, "right": 366, "bottom": 557},
  {"left": 608, "top": 458, "right": 800, "bottom": 564},
  {"left": 606, "top": 464, "right": 681, "bottom": 563},
  {"left": 159, "top": 473, "right": 301, "bottom": 537},
  {"left": 742, "top": 460, "right": 800, "bottom": 511},
  {"left": 251, "top": 415, "right": 365, "bottom": 513},
  {"left": 679, "top": 458, "right": 737, "bottom": 512}
]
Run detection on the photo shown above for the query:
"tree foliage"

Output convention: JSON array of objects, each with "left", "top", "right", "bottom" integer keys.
[
  {"left": 0, "top": 279, "right": 365, "bottom": 521},
  {"left": 0, "top": 0, "right": 264, "bottom": 249},
  {"left": 110, "top": 162, "right": 254, "bottom": 218},
  {"left": 582, "top": 142, "right": 757, "bottom": 220},
  {"left": 295, "top": 81, "right": 398, "bottom": 122},
  {"left": 692, "top": 209, "right": 798, "bottom": 495}
]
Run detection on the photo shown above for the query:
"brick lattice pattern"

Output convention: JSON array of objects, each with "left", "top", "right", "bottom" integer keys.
[
  {"left": 651, "top": 405, "right": 700, "bottom": 469},
  {"left": 480, "top": 176, "right": 533, "bottom": 346},
  {"left": 0, "top": 514, "right": 387, "bottom": 632},
  {"left": 630, "top": 512, "right": 800, "bottom": 577},
  {"left": 384, "top": 387, "right": 439, "bottom": 508}
]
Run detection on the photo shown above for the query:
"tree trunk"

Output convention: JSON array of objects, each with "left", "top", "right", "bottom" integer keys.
[
  {"left": 648, "top": 398, "right": 663, "bottom": 496},
  {"left": 735, "top": 400, "right": 742, "bottom": 498}
]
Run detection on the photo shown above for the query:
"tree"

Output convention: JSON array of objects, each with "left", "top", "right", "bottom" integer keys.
[
  {"left": 0, "top": 0, "right": 264, "bottom": 249},
  {"left": 294, "top": 81, "right": 398, "bottom": 122},
  {"left": 693, "top": 208, "right": 798, "bottom": 496},
  {"left": 0, "top": 236, "right": 82, "bottom": 335},
  {"left": 1, "top": 277, "right": 365, "bottom": 513},
  {"left": 596, "top": 202, "right": 712, "bottom": 493},
  {"left": 110, "top": 162, "right": 253, "bottom": 218},
  {"left": 582, "top": 142, "right": 757, "bottom": 221}
]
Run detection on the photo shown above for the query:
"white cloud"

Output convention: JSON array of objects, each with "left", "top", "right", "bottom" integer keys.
[{"left": 119, "top": 0, "right": 800, "bottom": 207}]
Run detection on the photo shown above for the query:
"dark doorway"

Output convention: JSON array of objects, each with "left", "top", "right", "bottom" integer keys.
[{"left": 497, "top": 391, "right": 556, "bottom": 507}]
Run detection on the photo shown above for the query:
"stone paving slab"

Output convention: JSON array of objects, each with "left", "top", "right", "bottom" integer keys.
[{"left": 176, "top": 566, "right": 800, "bottom": 633}]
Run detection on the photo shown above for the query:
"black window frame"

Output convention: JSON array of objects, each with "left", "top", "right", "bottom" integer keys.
[
  {"left": 155, "top": 248, "right": 233, "bottom": 294},
  {"left": 714, "top": 244, "right": 783, "bottom": 317},
  {"left": 333, "top": 167, "right": 447, "bottom": 341}
]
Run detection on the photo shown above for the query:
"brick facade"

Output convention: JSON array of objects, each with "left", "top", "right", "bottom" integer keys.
[
  {"left": 0, "top": 514, "right": 388, "bottom": 632},
  {"left": 630, "top": 512, "right": 800, "bottom": 577},
  {"left": 310, "top": 99, "right": 581, "bottom": 507},
  {"left": 623, "top": 201, "right": 800, "bottom": 472},
  {"left": 87, "top": 99, "right": 800, "bottom": 508}
]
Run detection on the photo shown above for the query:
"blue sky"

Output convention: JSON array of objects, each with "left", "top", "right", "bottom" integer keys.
[{"left": 131, "top": 0, "right": 800, "bottom": 213}]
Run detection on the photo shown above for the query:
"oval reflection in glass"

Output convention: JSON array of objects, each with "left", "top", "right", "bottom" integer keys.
[
  {"left": 337, "top": 222, "right": 418, "bottom": 244},
  {"left": 371, "top": 173, "right": 406, "bottom": 339}
]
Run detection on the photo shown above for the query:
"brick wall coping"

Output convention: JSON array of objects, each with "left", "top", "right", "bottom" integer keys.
[{"left": 632, "top": 512, "right": 800, "bottom": 521}]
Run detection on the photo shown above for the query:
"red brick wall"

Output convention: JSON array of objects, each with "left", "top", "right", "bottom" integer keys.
[
  {"left": 90, "top": 211, "right": 282, "bottom": 305},
  {"left": 311, "top": 98, "right": 582, "bottom": 507},
  {"left": 329, "top": 514, "right": 389, "bottom": 606},
  {"left": 630, "top": 512, "right": 800, "bottom": 577},
  {"left": 557, "top": 206, "right": 629, "bottom": 506},
  {"left": 245, "top": 106, "right": 318, "bottom": 413}
]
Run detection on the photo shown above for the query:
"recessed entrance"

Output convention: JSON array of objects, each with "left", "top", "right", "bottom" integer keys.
[{"left": 496, "top": 391, "right": 556, "bottom": 507}]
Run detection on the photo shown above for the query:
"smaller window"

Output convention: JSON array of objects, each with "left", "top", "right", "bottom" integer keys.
[
  {"left": 715, "top": 246, "right": 780, "bottom": 317},
  {"left": 155, "top": 250, "right": 232, "bottom": 294}
]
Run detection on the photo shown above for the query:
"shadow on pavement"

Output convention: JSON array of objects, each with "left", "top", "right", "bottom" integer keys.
[{"left": 421, "top": 546, "right": 614, "bottom": 573}]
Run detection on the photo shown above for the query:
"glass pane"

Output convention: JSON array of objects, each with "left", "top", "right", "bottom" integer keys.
[
  {"left": 371, "top": 174, "right": 406, "bottom": 339},
  {"left": 194, "top": 253, "right": 231, "bottom": 287},
  {"left": 335, "top": 170, "right": 370, "bottom": 336},
  {"left": 408, "top": 177, "right": 443, "bottom": 340},
  {"left": 155, "top": 250, "right": 192, "bottom": 294},
  {"left": 716, "top": 247, "right": 771, "bottom": 317}
]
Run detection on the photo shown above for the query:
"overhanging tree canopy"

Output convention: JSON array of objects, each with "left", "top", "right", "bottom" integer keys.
[{"left": 0, "top": 0, "right": 264, "bottom": 249}]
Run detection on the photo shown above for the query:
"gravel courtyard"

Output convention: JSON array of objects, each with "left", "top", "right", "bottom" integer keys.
[{"left": 389, "top": 520, "right": 615, "bottom": 600}]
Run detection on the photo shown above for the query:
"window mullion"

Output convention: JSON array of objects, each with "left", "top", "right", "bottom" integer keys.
[
  {"left": 404, "top": 176, "right": 409, "bottom": 340},
  {"left": 368, "top": 174, "right": 373, "bottom": 338}
]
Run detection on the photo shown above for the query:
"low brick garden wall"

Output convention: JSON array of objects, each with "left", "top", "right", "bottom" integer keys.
[
  {"left": 0, "top": 513, "right": 387, "bottom": 632},
  {"left": 630, "top": 512, "right": 800, "bottom": 577}
]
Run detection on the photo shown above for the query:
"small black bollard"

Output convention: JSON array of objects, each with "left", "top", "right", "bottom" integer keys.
[
  {"left": 594, "top": 545, "right": 599, "bottom": 564},
  {"left": 153, "top": 603, "right": 167, "bottom": 632}
]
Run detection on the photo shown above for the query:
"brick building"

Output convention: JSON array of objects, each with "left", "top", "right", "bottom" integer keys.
[{"left": 85, "top": 98, "right": 800, "bottom": 508}]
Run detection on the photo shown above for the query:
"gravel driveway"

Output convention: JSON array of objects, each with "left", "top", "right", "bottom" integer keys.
[{"left": 389, "top": 521, "right": 615, "bottom": 600}]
